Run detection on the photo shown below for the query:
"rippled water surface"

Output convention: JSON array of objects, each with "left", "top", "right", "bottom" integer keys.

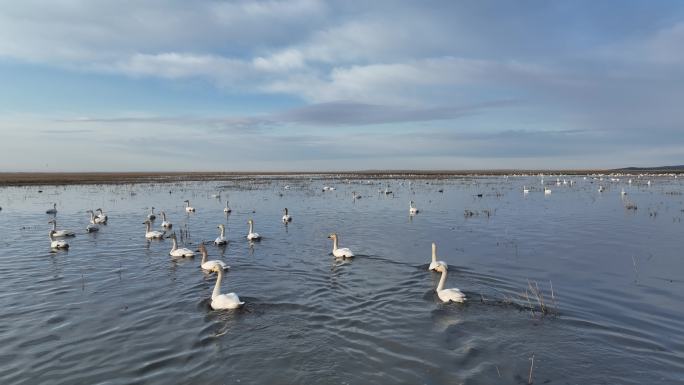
[{"left": 1, "top": 175, "right": 683, "bottom": 384}]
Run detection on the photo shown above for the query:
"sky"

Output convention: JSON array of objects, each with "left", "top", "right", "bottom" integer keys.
[{"left": 1, "top": 0, "right": 683, "bottom": 171}]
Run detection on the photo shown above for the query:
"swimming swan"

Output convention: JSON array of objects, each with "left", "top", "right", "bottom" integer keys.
[
  {"left": 214, "top": 224, "right": 227, "bottom": 245},
  {"left": 147, "top": 207, "right": 156, "bottom": 221},
  {"left": 49, "top": 230, "right": 69, "bottom": 249},
  {"left": 434, "top": 264, "right": 465, "bottom": 303},
  {"left": 160, "top": 211, "right": 173, "bottom": 229},
  {"left": 223, "top": 200, "right": 232, "bottom": 213},
  {"left": 85, "top": 210, "right": 100, "bottom": 232},
  {"left": 48, "top": 219, "right": 75, "bottom": 237},
  {"left": 247, "top": 219, "right": 261, "bottom": 240},
  {"left": 94, "top": 208, "right": 108, "bottom": 224},
  {"left": 429, "top": 242, "right": 448, "bottom": 271},
  {"left": 184, "top": 200, "right": 195, "bottom": 212},
  {"left": 328, "top": 233, "right": 354, "bottom": 258},
  {"left": 143, "top": 220, "right": 165, "bottom": 239},
  {"left": 409, "top": 201, "right": 419, "bottom": 215},
  {"left": 282, "top": 208, "right": 292, "bottom": 223},
  {"left": 168, "top": 232, "right": 195, "bottom": 257},
  {"left": 199, "top": 243, "right": 229, "bottom": 271},
  {"left": 46, "top": 203, "right": 57, "bottom": 215},
  {"left": 209, "top": 265, "right": 244, "bottom": 310}
]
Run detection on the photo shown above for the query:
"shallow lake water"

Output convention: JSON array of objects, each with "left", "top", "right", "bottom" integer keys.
[{"left": 0, "top": 175, "right": 683, "bottom": 384}]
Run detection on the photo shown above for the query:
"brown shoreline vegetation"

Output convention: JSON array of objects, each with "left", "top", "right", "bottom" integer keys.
[{"left": 1, "top": 169, "right": 680, "bottom": 186}]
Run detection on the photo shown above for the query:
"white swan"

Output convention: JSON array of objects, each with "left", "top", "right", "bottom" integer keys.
[
  {"left": 434, "top": 264, "right": 465, "bottom": 303},
  {"left": 199, "top": 243, "right": 229, "bottom": 271},
  {"left": 429, "top": 242, "right": 448, "bottom": 271},
  {"left": 46, "top": 203, "right": 57, "bottom": 215},
  {"left": 184, "top": 200, "right": 195, "bottom": 212},
  {"left": 621, "top": 188, "right": 627, "bottom": 196},
  {"left": 168, "top": 232, "right": 195, "bottom": 257},
  {"left": 409, "top": 200, "right": 419, "bottom": 215},
  {"left": 95, "top": 208, "right": 108, "bottom": 224},
  {"left": 214, "top": 224, "right": 227, "bottom": 245},
  {"left": 282, "top": 208, "right": 292, "bottom": 223},
  {"left": 160, "top": 211, "right": 173, "bottom": 229},
  {"left": 147, "top": 207, "right": 156, "bottom": 221},
  {"left": 247, "top": 219, "right": 261, "bottom": 240},
  {"left": 544, "top": 187, "right": 552, "bottom": 194},
  {"left": 223, "top": 200, "right": 232, "bottom": 213},
  {"left": 523, "top": 186, "right": 529, "bottom": 194},
  {"left": 49, "top": 230, "right": 69, "bottom": 249},
  {"left": 85, "top": 210, "right": 100, "bottom": 232},
  {"left": 48, "top": 219, "right": 75, "bottom": 237},
  {"left": 328, "top": 233, "right": 354, "bottom": 258},
  {"left": 209, "top": 265, "right": 244, "bottom": 310},
  {"left": 143, "top": 220, "right": 165, "bottom": 239},
  {"left": 598, "top": 185, "right": 604, "bottom": 193}
]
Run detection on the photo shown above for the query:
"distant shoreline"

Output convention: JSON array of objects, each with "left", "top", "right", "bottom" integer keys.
[{"left": 0, "top": 169, "right": 681, "bottom": 186}]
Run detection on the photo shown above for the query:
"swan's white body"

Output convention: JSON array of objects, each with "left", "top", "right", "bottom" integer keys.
[
  {"left": 85, "top": 211, "right": 100, "bottom": 232},
  {"left": 160, "top": 211, "right": 172, "bottom": 229},
  {"left": 544, "top": 187, "right": 552, "bottom": 194},
  {"left": 214, "top": 224, "right": 227, "bottom": 245},
  {"left": 95, "top": 208, "right": 108, "bottom": 224},
  {"left": 49, "top": 230, "right": 69, "bottom": 249},
  {"left": 328, "top": 233, "right": 354, "bottom": 258},
  {"left": 49, "top": 220, "right": 75, "bottom": 237},
  {"left": 598, "top": 186, "right": 604, "bottom": 193},
  {"left": 210, "top": 266, "right": 243, "bottom": 310},
  {"left": 147, "top": 207, "right": 156, "bottom": 221},
  {"left": 282, "top": 208, "right": 292, "bottom": 223},
  {"left": 46, "top": 203, "right": 57, "bottom": 215},
  {"left": 223, "top": 201, "right": 232, "bottom": 213},
  {"left": 184, "top": 200, "right": 195, "bottom": 212},
  {"left": 435, "top": 265, "right": 465, "bottom": 303},
  {"left": 247, "top": 219, "right": 261, "bottom": 240},
  {"left": 409, "top": 201, "right": 419, "bottom": 215},
  {"left": 169, "top": 233, "right": 195, "bottom": 257},
  {"left": 200, "top": 243, "right": 229, "bottom": 271},
  {"left": 523, "top": 186, "right": 529, "bottom": 194},
  {"left": 429, "top": 242, "right": 448, "bottom": 271},
  {"left": 621, "top": 188, "right": 627, "bottom": 196},
  {"left": 143, "top": 220, "right": 165, "bottom": 239}
]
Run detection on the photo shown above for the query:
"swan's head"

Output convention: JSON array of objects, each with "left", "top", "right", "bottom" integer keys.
[
  {"left": 86, "top": 209, "right": 93, "bottom": 213},
  {"left": 435, "top": 264, "right": 448, "bottom": 273},
  {"left": 210, "top": 265, "right": 223, "bottom": 273},
  {"left": 96, "top": 208, "right": 103, "bottom": 213},
  {"left": 184, "top": 200, "right": 189, "bottom": 203},
  {"left": 248, "top": 219, "right": 253, "bottom": 224},
  {"left": 168, "top": 232, "right": 177, "bottom": 239},
  {"left": 218, "top": 224, "right": 225, "bottom": 229},
  {"left": 48, "top": 219, "right": 55, "bottom": 224},
  {"left": 49, "top": 230, "right": 56, "bottom": 237},
  {"left": 143, "top": 220, "right": 151, "bottom": 225},
  {"left": 327, "top": 233, "right": 337, "bottom": 240}
]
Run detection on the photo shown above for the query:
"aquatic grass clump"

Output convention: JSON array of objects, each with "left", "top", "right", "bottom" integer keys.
[{"left": 520, "top": 280, "right": 559, "bottom": 319}]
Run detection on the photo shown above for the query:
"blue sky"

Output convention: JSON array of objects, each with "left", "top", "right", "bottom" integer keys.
[{"left": 1, "top": 0, "right": 683, "bottom": 171}]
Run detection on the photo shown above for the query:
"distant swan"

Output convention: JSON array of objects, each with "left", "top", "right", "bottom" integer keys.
[
  {"left": 147, "top": 207, "right": 156, "bottom": 221},
  {"left": 85, "top": 210, "right": 100, "bottom": 232},
  {"left": 49, "top": 230, "right": 69, "bottom": 249},
  {"left": 168, "top": 232, "right": 195, "bottom": 257},
  {"left": 214, "top": 224, "right": 227, "bottom": 245},
  {"left": 223, "top": 200, "right": 232, "bottom": 213},
  {"left": 184, "top": 200, "right": 195, "bottom": 212},
  {"left": 434, "top": 264, "right": 465, "bottom": 303},
  {"left": 209, "top": 265, "right": 244, "bottom": 310},
  {"left": 282, "top": 208, "right": 292, "bottom": 223},
  {"left": 160, "top": 211, "right": 173, "bottom": 229},
  {"left": 46, "top": 203, "right": 57, "bottom": 215},
  {"left": 143, "top": 220, "right": 165, "bottom": 239},
  {"left": 95, "top": 208, "right": 108, "bottom": 224},
  {"left": 544, "top": 187, "right": 552, "bottom": 194},
  {"left": 199, "top": 243, "right": 229, "bottom": 271},
  {"left": 409, "top": 200, "right": 419, "bottom": 215},
  {"left": 429, "top": 242, "right": 448, "bottom": 271},
  {"left": 523, "top": 186, "right": 529, "bottom": 194},
  {"left": 247, "top": 219, "right": 261, "bottom": 240},
  {"left": 328, "top": 233, "right": 354, "bottom": 258},
  {"left": 48, "top": 219, "right": 75, "bottom": 237}
]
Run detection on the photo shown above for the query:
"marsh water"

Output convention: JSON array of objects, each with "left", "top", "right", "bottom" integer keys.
[{"left": 0, "top": 175, "right": 682, "bottom": 384}]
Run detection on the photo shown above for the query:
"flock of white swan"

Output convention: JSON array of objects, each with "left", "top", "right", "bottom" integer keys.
[{"left": 44, "top": 197, "right": 464, "bottom": 310}]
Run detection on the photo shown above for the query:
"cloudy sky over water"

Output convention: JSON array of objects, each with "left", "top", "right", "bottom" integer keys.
[{"left": 1, "top": 0, "right": 683, "bottom": 171}]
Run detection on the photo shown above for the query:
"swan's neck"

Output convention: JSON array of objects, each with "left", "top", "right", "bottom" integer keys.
[
  {"left": 220, "top": 227, "right": 225, "bottom": 238},
  {"left": 162, "top": 212, "right": 167, "bottom": 221},
  {"left": 90, "top": 212, "right": 96, "bottom": 222},
  {"left": 212, "top": 269, "right": 223, "bottom": 299},
  {"left": 437, "top": 268, "right": 448, "bottom": 291},
  {"left": 248, "top": 222, "right": 254, "bottom": 234},
  {"left": 284, "top": 208, "right": 288, "bottom": 215},
  {"left": 145, "top": 222, "right": 151, "bottom": 232},
  {"left": 171, "top": 237, "right": 178, "bottom": 251},
  {"left": 51, "top": 221, "right": 57, "bottom": 231},
  {"left": 201, "top": 250, "right": 207, "bottom": 264},
  {"left": 185, "top": 201, "right": 189, "bottom": 207},
  {"left": 431, "top": 243, "right": 437, "bottom": 263},
  {"left": 332, "top": 237, "right": 339, "bottom": 251}
]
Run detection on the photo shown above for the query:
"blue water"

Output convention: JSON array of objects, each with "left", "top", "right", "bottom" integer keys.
[{"left": 0, "top": 175, "right": 682, "bottom": 384}]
